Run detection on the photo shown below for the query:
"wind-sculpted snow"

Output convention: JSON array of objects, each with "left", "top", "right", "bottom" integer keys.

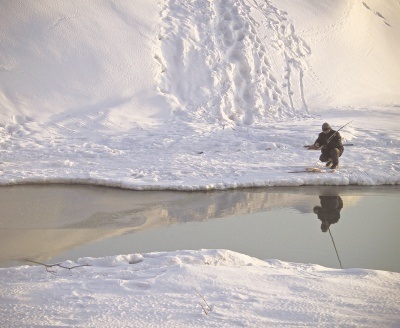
[{"left": 156, "top": 0, "right": 310, "bottom": 125}]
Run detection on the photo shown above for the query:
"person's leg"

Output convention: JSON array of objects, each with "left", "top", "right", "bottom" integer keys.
[
  {"left": 329, "top": 148, "right": 340, "bottom": 168},
  {"left": 319, "top": 153, "right": 330, "bottom": 163}
]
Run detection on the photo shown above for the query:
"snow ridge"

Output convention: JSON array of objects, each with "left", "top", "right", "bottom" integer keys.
[{"left": 156, "top": 0, "right": 310, "bottom": 126}]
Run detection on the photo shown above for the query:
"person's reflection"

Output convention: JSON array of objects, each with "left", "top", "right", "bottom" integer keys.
[{"left": 313, "top": 196, "right": 343, "bottom": 232}]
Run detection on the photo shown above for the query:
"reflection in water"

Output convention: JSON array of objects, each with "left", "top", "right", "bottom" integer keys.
[
  {"left": 1, "top": 185, "right": 399, "bottom": 272},
  {"left": 1, "top": 185, "right": 319, "bottom": 264},
  {"left": 313, "top": 196, "right": 343, "bottom": 232},
  {"left": 314, "top": 195, "right": 344, "bottom": 269}
]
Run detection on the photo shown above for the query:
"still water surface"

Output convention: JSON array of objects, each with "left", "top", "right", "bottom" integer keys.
[{"left": 1, "top": 185, "right": 399, "bottom": 272}]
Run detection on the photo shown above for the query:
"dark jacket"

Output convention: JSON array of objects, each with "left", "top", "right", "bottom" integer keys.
[
  {"left": 314, "top": 196, "right": 343, "bottom": 232},
  {"left": 315, "top": 129, "right": 344, "bottom": 155}
]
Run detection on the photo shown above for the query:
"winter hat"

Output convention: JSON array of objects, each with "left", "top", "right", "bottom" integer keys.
[
  {"left": 321, "top": 221, "right": 330, "bottom": 232},
  {"left": 322, "top": 122, "right": 331, "bottom": 130}
]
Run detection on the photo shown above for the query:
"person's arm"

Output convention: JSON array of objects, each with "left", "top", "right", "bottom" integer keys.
[{"left": 312, "top": 134, "right": 323, "bottom": 149}]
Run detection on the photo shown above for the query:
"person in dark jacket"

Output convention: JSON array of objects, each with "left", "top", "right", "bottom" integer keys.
[
  {"left": 309, "top": 122, "right": 344, "bottom": 169},
  {"left": 313, "top": 196, "right": 343, "bottom": 232}
]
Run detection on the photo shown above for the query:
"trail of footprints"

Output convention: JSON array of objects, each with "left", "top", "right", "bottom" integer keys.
[
  {"left": 156, "top": 0, "right": 311, "bottom": 125},
  {"left": 362, "top": 1, "right": 392, "bottom": 27}
]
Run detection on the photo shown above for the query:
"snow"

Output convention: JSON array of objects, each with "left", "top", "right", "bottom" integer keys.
[
  {"left": 1, "top": 250, "right": 400, "bottom": 327},
  {"left": 1, "top": 0, "right": 399, "bottom": 190},
  {"left": 1, "top": 0, "right": 400, "bottom": 326}
]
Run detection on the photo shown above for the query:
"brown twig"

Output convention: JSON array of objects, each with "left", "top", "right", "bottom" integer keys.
[
  {"left": 26, "top": 259, "right": 90, "bottom": 274},
  {"left": 195, "top": 289, "right": 212, "bottom": 315}
]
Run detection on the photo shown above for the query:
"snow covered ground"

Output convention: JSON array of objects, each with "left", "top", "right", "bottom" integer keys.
[
  {"left": 1, "top": 249, "right": 400, "bottom": 327},
  {"left": 1, "top": 0, "right": 400, "bottom": 326},
  {"left": 1, "top": 0, "right": 399, "bottom": 189}
]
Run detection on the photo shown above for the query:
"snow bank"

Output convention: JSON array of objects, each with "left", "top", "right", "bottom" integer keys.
[
  {"left": 0, "top": 0, "right": 169, "bottom": 127},
  {"left": 1, "top": 249, "right": 399, "bottom": 327},
  {"left": 1, "top": 0, "right": 399, "bottom": 189}
]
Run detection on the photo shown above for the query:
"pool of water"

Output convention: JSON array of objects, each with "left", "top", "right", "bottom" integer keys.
[{"left": 1, "top": 184, "right": 399, "bottom": 272}]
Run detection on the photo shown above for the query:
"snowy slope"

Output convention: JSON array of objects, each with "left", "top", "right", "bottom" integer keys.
[
  {"left": 0, "top": 0, "right": 399, "bottom": 189},
  {"left": 0, "top": 0, "right": 169, "bottom": 128},
  {"left": 156, "top": 0, "right": 311, "bottom": 124},
  {"left": 1, "top": 249, "right": 399, "bottom": 327},
  {"left": 273, "top": 0, "right": 400, "bottom": 108}
]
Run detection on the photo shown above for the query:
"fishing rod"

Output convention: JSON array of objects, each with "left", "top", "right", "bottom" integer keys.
[
  {"left": 328, "top": 228, "right": 343, "bottom": 269},
  {"left": 304, "top": 120, "right": 353, "bottom": 149},
  {"left": 326, "top": 120, "right": 353, "bottom": 145},
  {"left": 303, "top": 143, "right": 353, "bottom": 148}
]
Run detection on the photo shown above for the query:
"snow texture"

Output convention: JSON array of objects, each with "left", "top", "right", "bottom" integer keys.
[
  {"left": 1, "top": 0, "right": 400, "bottom": 326},
  {"left": 1, "top": 249, "right": 400, "bottom": 327},
  {"left": 0, "top": 0, "right": 399, "bottom": 190}
]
